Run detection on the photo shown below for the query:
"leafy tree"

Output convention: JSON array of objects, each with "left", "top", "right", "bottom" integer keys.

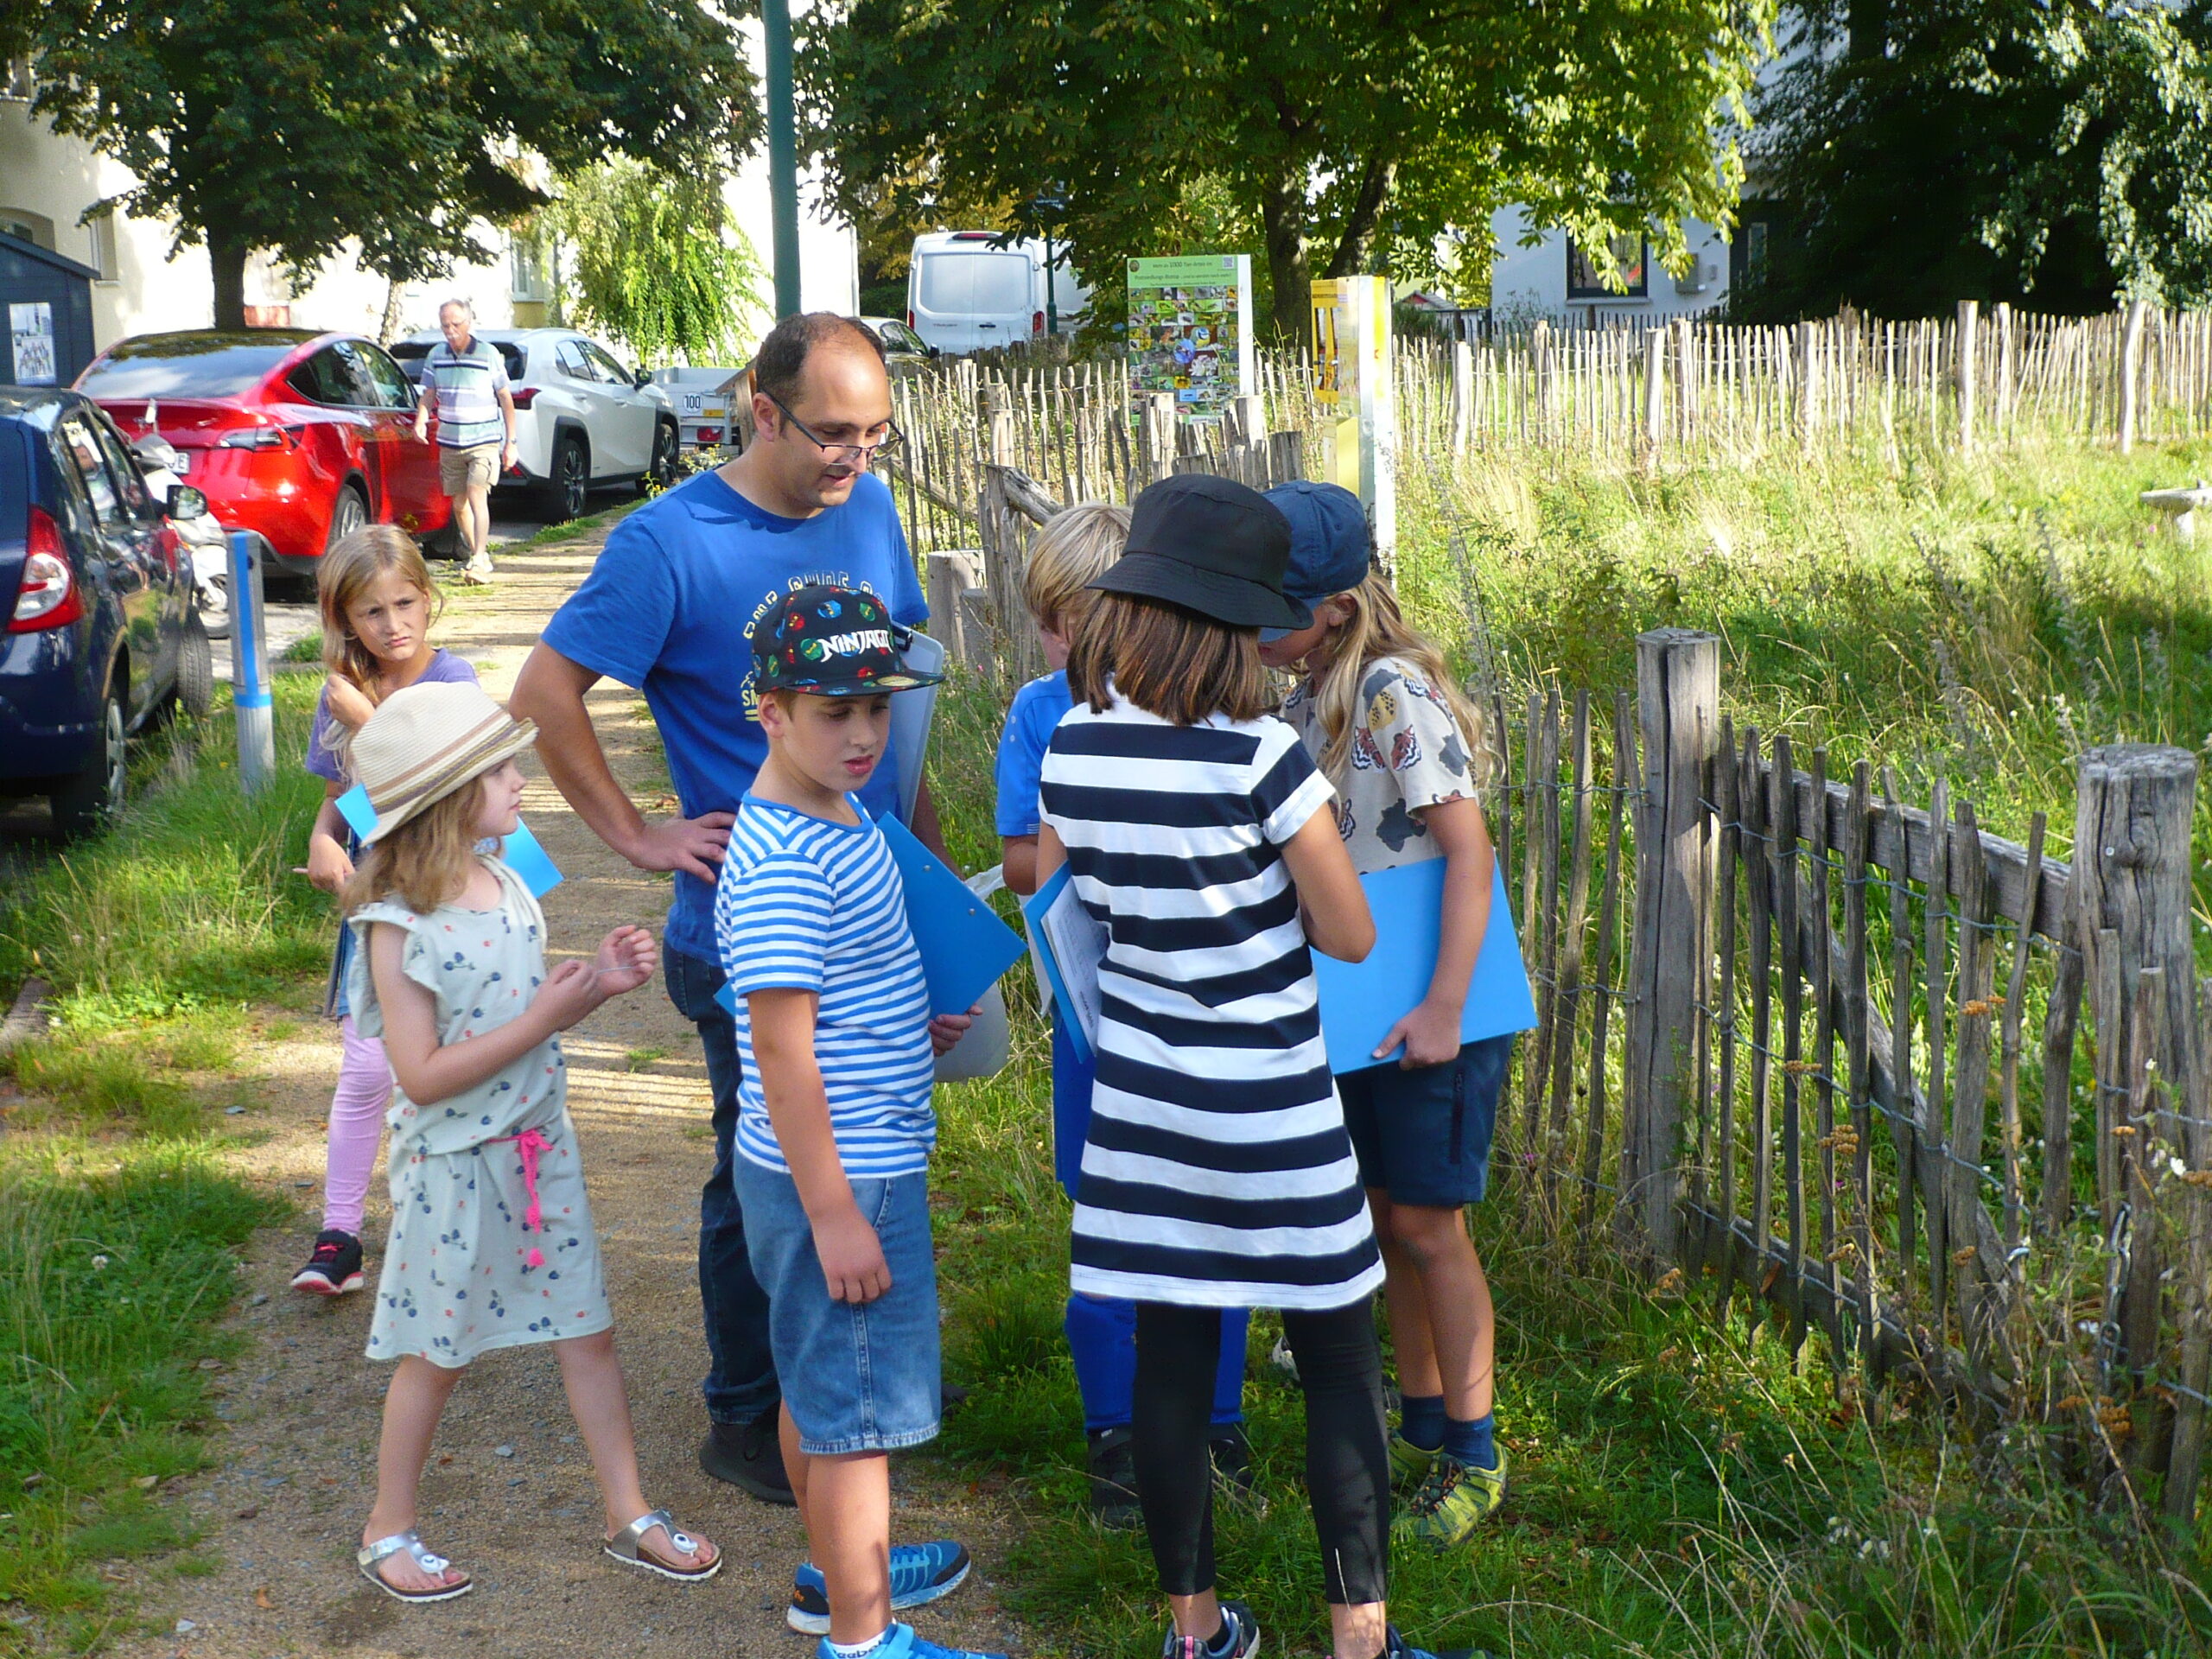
[
  {"left": 1738, "top": 0, "right": 2212, "bottom": 318},
  {"left": 21, "top": 0, "right": 760, "bottom": 329},
  {"left": 537, "top": 160, "right": 770, "bottom": 365},
  {"left": 800, "top": 0, "right": 1774, "bottom": 342}
]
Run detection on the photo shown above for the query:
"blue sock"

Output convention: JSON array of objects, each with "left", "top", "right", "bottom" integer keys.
[
  {"left": 1443, "top": 1413, "right": 1497, "bottom": 1471},
  {"left": 1398, "top": 1393, "right": 1446, "bottom": 1452}
]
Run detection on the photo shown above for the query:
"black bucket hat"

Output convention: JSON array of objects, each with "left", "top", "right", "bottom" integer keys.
[{"left": 1086, "top": 474, "right": 1311, "bottom": 632}]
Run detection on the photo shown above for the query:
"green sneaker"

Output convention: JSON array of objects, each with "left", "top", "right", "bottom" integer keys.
[
  {"left": 1389, "top": 1430, "right": 1437, "bottom": 1490},
  {"left": 1394, "top": 1448, "right": 1508, "bottom": 1549}
]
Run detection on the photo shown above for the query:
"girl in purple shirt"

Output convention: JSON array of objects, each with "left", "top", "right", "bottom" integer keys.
[{"left": 291, "top": 528, "right": 478, "bottom": 1297}]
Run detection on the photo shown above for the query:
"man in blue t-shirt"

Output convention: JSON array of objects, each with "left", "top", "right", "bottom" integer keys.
[{"left": 512, "top": 313, "right": 954, "bottom": 1507}]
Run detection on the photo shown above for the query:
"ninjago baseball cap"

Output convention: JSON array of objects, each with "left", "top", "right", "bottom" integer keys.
[{"left": 751, "top": 583, "right": 943, "bottom": 696}]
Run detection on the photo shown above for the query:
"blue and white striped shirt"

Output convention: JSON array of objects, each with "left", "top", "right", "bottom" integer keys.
[
  {"left": 715, "top": 794, "right": 935, "bottom": 1177},
  {"left": 423, "top": 336, "right": 509, "bottom": 449}
]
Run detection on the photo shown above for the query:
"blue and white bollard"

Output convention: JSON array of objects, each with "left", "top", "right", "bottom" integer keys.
[{"left": 226, "top": 529, "right": 275, "bottom": 791}]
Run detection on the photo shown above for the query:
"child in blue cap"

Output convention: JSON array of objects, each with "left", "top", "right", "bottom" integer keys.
[{"left": 1260, "top": 480, "right": 1513, "bottom": 1549}]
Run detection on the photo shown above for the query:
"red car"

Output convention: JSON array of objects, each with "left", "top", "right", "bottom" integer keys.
[{"left": 74, "top": 330, "right": 454, "bottom": 575}]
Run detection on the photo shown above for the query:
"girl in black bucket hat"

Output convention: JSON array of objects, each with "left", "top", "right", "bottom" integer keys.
[{"left": 1035, "top": 476, "right": 1445, "bottom": 1659}]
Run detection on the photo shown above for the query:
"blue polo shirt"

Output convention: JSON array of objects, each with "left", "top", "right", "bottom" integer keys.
[{"left": 539, "top": 468, "right": 926, "bottom": 965}]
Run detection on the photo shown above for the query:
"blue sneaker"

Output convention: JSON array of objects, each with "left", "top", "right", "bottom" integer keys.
[
  {"left": 813, "top": 1621, "right": 1002, "bottom": 1659},
  {"left": 1161, "top": 1599, "right": 1260, "bottom": 1659},
  {"left": 787, "top": 1541, "right": 972, "bottom": 1635}
]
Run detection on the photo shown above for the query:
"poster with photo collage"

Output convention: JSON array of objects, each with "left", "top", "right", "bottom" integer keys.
[{"left": 1125, "top": 254, "right": 1253, "bottom": 422}]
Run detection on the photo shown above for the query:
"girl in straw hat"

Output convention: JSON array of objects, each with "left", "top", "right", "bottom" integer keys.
[{"left": 341, "top": 679, "right": 720, "bottom": 1603}]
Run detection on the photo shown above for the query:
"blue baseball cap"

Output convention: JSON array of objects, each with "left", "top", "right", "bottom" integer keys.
[{"left": 1259, "top": 480, "right": 1370, "bottom": 640}]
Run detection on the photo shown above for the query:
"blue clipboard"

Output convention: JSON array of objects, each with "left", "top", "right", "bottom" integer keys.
[
  {"left": 714, "top": 812, "right": 1027, "bottom": 1020},
  {"left": 332, "top": 785, "right": 563, "bottom": 899},
  {"left": 1019, "top": 864, "right": 1098, "bottom": 1065},
  {"left": 1312, "top": 861, "right": 1536, "bottom": 1073}
]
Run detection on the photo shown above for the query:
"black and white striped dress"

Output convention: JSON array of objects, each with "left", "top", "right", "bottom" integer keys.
[{"left": 1039, "top": 693, "right": 1385, "bottom": 1311}]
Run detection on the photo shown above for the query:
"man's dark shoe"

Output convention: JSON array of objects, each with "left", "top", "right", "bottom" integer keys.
[
  {"left": 1086, "top": 1426, "right": 1141, "bottom": 1529},
  {"left": 700, "top": 1407, "right": 794, "bottom": 1504}
]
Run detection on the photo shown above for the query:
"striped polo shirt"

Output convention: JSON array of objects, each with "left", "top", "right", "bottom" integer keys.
[
  {"left": 715, "top": 793, "right": 935, "bottom": 1178},
  {"left": 423, "top": 336, "right": 509, "bottom": 449}
]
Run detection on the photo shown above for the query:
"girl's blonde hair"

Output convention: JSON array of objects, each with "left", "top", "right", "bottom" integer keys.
[
  {"left": 341, "top": 779, "right": 488, "bottom": 917},
  {"left": 1308, "top": 575, "right": 1496, "bottom": 791},
  {"left": 1022, "top": 501, "right": 1130, "bottom": 633},
  {"left": 317, "top": 526, "right": 442, "bottom": 759}
]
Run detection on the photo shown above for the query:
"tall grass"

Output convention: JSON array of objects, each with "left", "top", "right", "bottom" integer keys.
[
  {"left": 918, "top": 432, "right": 2212, "bottom": 1654},
  {"left": 0, "top": 1140, "right": 282, "bottom": 1654}
]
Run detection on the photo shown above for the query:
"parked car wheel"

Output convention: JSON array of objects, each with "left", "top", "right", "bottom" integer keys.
[
  {"left": 643, "top": 421, "right": 681, "bottom": 494},
  {"left": 325, "top": 482, "right": 368, "bottom": 551},
  {"left": 51, "top": 677, "right": 127, "bottom": 837},
  {"left": 544, "top": 434, "right": 588, "bottom": 523},
  {"left": 176, "top": 611, "right": 215, "bottom": 720}
]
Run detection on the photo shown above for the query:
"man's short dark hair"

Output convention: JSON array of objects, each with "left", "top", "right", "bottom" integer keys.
[{"left": 752, "top": 313, "right": 887, "bottom": 408}]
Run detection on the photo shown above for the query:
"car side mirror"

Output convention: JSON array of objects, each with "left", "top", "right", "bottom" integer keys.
[
  {"left": 635, "top": 368, "right": 652, "bottom": 390},
  {"left": 927, "top": 345, "right": 941, "bottom": 359},
  {"left": 166, "top": 484, "right": 208, "bottom": 522}
]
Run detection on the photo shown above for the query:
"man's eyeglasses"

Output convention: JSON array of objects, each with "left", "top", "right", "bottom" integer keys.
[{"left": 766, "top": 391, "right": 904, "bottom": 467}]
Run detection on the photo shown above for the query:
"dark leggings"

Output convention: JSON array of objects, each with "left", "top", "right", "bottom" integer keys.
[{"left": 1133, "top": 1298, "right": 1389, "bottom": 1605}]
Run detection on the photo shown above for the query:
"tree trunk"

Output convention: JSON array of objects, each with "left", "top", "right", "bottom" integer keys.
[
  {"left": 211, "top": 234, "right": 249, "bottom": 330},
  {"left": 1258, "top": 173, "right": 1312, "bottom": 346},
  {"left": 1323, "top": 153, "right": 1399, "bottom": 279}
]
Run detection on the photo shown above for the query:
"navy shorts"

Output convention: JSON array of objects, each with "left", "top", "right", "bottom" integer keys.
[
  {"left": 734, "top": 1162, "right": 942, "bottom": 1456},
  {"left": 1337, "top": 1035, "right": 1512, "bottom": 1207}
]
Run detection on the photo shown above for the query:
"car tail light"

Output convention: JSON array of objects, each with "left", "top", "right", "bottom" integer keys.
[
  {"left": 509, "top": 387, "right": 538, "bottom": 410},
  {"left": 696, "top": 426, "right": 722, "bottom": 444},
  {"left": 1033, "top": 310, "right": 1046, "bottom": 334},
  {"left": 216, "top": 423, "right": 296, "bottom": 450},
  {"left": 906, "top": 308, "right": 915, "bottom": 328},
  {"left": 8, "top": 508, "right": 83, "bottom": 632}
]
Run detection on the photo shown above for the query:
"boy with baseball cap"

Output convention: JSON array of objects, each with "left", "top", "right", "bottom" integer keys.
[{"left": 712, "top": 585, "right": 997, "bottom": 1659}]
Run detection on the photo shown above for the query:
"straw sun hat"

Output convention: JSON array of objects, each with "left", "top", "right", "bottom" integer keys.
[{"left": 352, "top": 681, "right": 537, "bottom": 843}]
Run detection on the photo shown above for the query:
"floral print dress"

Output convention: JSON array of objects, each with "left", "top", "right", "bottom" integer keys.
[{"left": 346, "top": 858, "right": 611, "bottom": 1366}]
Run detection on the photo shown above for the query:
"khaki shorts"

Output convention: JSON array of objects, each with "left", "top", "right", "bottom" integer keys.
[{"left": 439, "top": 442, "right": 502, "bottom": 494}]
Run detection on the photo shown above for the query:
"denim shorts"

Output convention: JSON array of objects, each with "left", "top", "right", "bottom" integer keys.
[
  {"left": 732, "top": 1160, "right": 941, "bottom": 1456},
  {"left": 1337, "top": 1034, "right": 1512, "bottom": 1207}
]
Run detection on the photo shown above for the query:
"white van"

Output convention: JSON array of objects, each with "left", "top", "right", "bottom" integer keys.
[{"left": 906, "top": 232, "right": 1088, "bottom": 356}]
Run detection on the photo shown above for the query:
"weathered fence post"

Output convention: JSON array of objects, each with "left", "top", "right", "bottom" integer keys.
[
  {"left": 1623, "top": 629, "right": 1721, "bottom": 1267},
  {"left": 1136, "top": 392, "right": 1177, "bottom": 489},
  {"left": 2073, "top": 745, "right": 2202, "bottom": 1483},
  {"left": 1956, "top": 299, "right": 1980, "bottom": 454},
  {"left": 1640, "top": 328, "right": 1666, "bottom": 472},
  {"left": 2118, "top": 299, "right": 2147, "bottom": 454},
  {"left": 1451, "top": 339, "right": 1473, "bottom": 453}
]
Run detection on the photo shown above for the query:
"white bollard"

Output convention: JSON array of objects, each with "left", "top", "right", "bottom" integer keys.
[{"left": 226, "top": 530, "right": 276, "bottom": 791}]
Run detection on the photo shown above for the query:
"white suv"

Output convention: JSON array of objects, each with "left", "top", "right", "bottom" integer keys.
[{"left": 391, "top": 327, "right": 681, "bottom": 522}]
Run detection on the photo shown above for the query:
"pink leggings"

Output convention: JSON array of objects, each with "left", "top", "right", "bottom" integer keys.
[{"left": 322, "top": 1014, "right": 393, "bottom": 1235}]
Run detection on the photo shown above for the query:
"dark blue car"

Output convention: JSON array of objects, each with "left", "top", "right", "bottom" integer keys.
[{"left": 1, "top": 388, "right": 213, "bottom": 835}]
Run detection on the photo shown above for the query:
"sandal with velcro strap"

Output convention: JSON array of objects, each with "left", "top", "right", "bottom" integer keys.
[
  {"left": 356, "top": 1529, "right": 473, "bottom": 1604},
  {"left": 603, "top": 1508, "right": 721, "bottom": 1582}
]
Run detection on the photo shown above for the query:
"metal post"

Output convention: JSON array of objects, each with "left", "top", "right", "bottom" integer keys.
[
  {"left": 1044, "top": 227, "right": 1058, "bottom": 337},
  {"left": 226, "top": 529, "right": 274, "bottom": 791},
  {"left": 763, "top": 0, "right": 801, "bottom": 318}
]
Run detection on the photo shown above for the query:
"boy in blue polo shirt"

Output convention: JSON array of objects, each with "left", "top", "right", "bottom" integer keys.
[
  {"left": 993, "top": 505, "right": 1253, "bottom": 1528},
  {"left": 717, "top": 585, "right": 995, "bottom": 1659}
]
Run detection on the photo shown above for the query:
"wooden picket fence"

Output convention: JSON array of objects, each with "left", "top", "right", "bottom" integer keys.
[
  {"left": 1491, "top": 631, "right": 2212, "bottom": 1521},
  {"left": 855, "top": 302, "right": 2212, "bottom": 561}
]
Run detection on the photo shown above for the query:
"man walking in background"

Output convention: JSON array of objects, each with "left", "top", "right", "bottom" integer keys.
[{"left": 414, "top": 299, "right": 517, "bottom": 585}]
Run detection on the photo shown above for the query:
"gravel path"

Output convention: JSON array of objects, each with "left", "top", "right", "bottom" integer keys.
[{"left": 112, "top": 521, "right": 1028, "bottom": 1659}]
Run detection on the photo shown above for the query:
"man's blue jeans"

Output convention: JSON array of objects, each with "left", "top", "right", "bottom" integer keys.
[{"left": 666, "top": 944, "right": 780, "bottom": 1425}]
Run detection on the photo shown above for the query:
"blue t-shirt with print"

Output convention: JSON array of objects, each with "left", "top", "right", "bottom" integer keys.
[
  {"left": 990, "top": 666, "right": 1092, "bottom": 1192},
  {"left": 539, "top": 468, "right": 926, "bottom": 965},
  {"left": 992, "top": 670, "right": 1073, "bottom": 837}
]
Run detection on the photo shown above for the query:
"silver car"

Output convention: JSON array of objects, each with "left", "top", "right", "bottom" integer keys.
[{"left": 391, "top": 327, "right": 681, "bottom": 522}]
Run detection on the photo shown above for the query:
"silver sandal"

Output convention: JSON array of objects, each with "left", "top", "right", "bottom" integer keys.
[
  {"left": 603, "top": 1508, "right": 721, "bottom": 1583},
  {"left": 357, "top": 1529, "right": 473, "bottom": 1603}
]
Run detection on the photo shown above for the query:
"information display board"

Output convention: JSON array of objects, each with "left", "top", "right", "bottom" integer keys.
[{"left": 1127, "top": 254, "right": 1253, "bottom": 422}]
